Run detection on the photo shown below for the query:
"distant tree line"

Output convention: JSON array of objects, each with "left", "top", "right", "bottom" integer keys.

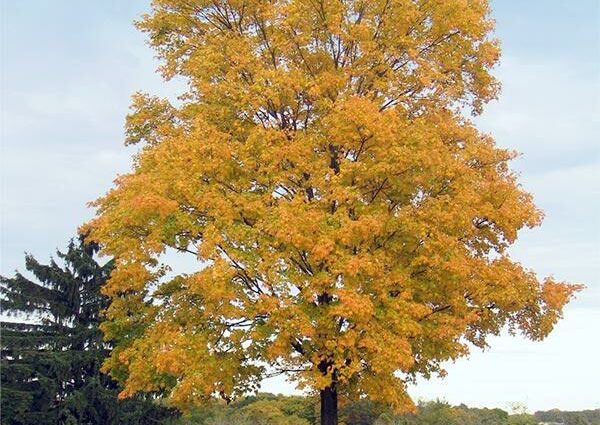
[
  {"left": 163, "top": 394, "right": 600, "bottom": 425},
  {"left": 1, "top": 238, "right": 596, "bottom": 425},
  {"left": 534, "top": 409, "right": 600, "bottom": 425}
]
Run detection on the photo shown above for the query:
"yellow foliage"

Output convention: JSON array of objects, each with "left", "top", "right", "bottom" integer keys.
[{"left": 84, "top": 0, "right": 581, "bottom": 414}]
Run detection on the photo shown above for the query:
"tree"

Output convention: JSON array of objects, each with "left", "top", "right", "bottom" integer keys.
[
  {"left": 375, "top": 401, "right": 511, "bottom": 425},
  {"left": 339, "top": 398, "right": 390, "bottom": 425},
  {"left": 535, "top": 408, "right": 600, "bottom": 425},
  {"left": 84, "top": 1, "right": 582, "bottom": 424},
  {"left": 165, "top": 394, "right": 314, "bottom": 425},
  {"left": 507, "top": 414, "right": 538, "bottom": 425},
  {"left": 0, "top": 237, "right": 173, "bottom": 424}
]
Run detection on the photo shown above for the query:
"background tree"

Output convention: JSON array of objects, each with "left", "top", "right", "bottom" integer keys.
[
  {"left": 534, "top": 408, "right": 600, "bottom": 425},
  {"left": 392, "top": 401, "right": 472, "bottom": 425},
  {"left": 0, "top": 237, "right": 173, "bottom": 425},
  {"left": 506, "top": 414, "right": 538, "bottom": 425},
  {"left": 165, "top": 393, "right": 315, "bottom": 425},
  {"left": 85, "top": 1, "right": 582, "bottom": 424},
  {"left": 339, "top": 399, "right": 390, "bottom": 425},
  {"left": 165, "top": 396, "right": 576, "bottom": 425}
]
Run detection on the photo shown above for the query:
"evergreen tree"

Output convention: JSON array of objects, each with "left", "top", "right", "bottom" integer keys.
[{"left": 1, "top": 236, "right": 174, "bottom": 425}]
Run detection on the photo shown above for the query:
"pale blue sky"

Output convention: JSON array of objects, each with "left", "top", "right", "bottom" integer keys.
[{"left": 1, "top": 0, "right": 599, "bottom": 413}]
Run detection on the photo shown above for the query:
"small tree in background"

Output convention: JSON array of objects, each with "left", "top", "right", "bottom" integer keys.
[
  {"left": 0, "top": 237, "right": 173, "bottom": 425},
  {"left": 85, "top": 1, "right": 581, "bottom": 424}
]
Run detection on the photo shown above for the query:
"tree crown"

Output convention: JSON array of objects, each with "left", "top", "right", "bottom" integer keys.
[{"left": 85, "top": 0, "right": 581, "bottom": 412}]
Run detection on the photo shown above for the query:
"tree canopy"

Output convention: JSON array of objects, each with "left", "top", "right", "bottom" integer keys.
[{"left": 84, "top": 0, "right": 581, "bottom": 423}]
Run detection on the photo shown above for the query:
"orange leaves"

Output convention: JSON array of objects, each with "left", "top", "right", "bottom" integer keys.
[
  {"left": 311, "top": 237, "right": 336, "bottom": 262},
  {"left": 322, "top": 97, "right": 392, "bottom": 150},
  {"left": 359, "top": 373, "right": 416, "bottom": 414},
  {"left": 102, "top": 261, "right": 153, "bottom": 296},
  {"left": 84, "top": 0, "right": 581, "bottom": 414},
  {"left": 338, "top": 215, "right": 384, "bottom": 246},
  {"left": 125, "top": 92, "right": 177, "bottom": 146},
  {"left": 542, "top": 278, "right": 582, "bottom": 311},
  {"left": 330, "top": 289, "right": 374, "bottom": 323}
]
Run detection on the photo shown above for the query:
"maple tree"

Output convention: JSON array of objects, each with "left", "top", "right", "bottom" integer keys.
[{"left": 84, "top": 1, "right": 581, "bottom": 424}]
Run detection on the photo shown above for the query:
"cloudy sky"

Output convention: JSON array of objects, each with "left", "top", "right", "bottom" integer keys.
[{"left": 1, "top": 0, "right": 598, "bottom": 413}]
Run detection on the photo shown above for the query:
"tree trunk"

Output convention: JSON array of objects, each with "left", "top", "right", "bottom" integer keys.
[{"left": 320, "top": 384, "right": 338, "bottom": 425}]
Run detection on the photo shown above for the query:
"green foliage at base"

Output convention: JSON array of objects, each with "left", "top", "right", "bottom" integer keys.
[
  {"left": 166, "top": 395, "right": 599, "bottom": 425},
  {"left": 164, "top": 394, "right": 316, "bottom": 425}
]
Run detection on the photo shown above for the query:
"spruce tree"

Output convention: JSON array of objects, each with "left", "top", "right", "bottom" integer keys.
[{"left": 1, "top": 236, "right": 174, "bottom": 425}]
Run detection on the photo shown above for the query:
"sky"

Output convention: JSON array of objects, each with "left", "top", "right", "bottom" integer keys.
[{"left": 1, "top": 0, "right": 599, "bottom": 414}]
